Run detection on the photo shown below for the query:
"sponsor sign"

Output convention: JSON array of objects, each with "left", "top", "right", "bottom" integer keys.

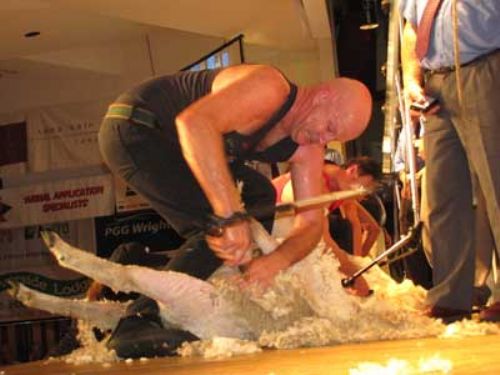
[
  {"left": 94, "top": 209, "right": 184, "bottom": 258},
  {"left": 0, "top": 219, "right": 95, "bottom": 322},
  {"left": 0, "top": 173, "right": 114, "bottom": 229},
  {"left": 28, "top": 99, "right": 108, "bottom": 172}
]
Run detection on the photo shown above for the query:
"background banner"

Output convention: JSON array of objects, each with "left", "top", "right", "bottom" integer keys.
[
  {"left": 27, "top": 99, "right": 109, "bottom": 172},
  {"left": 0, "top": 98, "right": 110, "bottom": 176},
  {"left": 0, "top": 219, "right": 95, "bottom": 322},
  {"left": 0, "top": 173, "right": 114, "bottom": 229},
  {"left": 94, "top": 209, "right": 184, "bottom": 258}
]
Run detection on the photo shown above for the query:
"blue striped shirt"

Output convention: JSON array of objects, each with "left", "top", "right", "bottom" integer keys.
[{"left": 400, "top": 0, "right": 500, "bottom": 70}]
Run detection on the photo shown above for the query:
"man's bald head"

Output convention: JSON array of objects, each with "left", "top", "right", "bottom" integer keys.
[{"left": 315, "top": 78, "right": 372, "bottom": 142}]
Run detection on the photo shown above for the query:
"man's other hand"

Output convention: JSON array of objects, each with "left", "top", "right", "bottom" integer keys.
[
  {"left": 206, "top": 220, "right": 252, "bottom": 266},
  {"left": 241, "top": 251, "right": 290, "bottom": 289}
]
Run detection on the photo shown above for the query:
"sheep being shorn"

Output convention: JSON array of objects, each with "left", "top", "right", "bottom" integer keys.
[{"left": 8, "top": 222, "right": 499, "bottom": 361}]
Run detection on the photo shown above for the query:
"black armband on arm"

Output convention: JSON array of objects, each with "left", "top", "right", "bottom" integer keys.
[{"left": 205, "top": 211, "right": 249, "bottom": 237}]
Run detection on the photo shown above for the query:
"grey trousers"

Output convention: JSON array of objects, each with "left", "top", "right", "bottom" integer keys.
[{"left": 424, "top": 51, "right": 500, "bottom": 311}]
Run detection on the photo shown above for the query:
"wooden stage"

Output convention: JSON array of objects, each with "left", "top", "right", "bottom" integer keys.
[{"left": 2, "top": 334, "right": 500, "bottom": 375}]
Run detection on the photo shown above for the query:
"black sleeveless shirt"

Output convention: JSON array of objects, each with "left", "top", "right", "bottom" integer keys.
[{"left": 115, "top": 68, "right": 299, "bottom": 163}]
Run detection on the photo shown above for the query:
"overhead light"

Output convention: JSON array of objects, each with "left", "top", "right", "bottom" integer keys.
[
  {"left": 360, "top": 0, "right": 379, "bottom": 30},
  {"left": 24, "top": 31, "right": 41, "bottom": 38}
]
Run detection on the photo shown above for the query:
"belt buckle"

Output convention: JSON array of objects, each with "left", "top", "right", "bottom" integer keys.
[
  {"left": 436, "top": 66, "right": 455, "bottom": 74},
  {"left": 426, "top": 66, "right": 454, "bottom": 77}
]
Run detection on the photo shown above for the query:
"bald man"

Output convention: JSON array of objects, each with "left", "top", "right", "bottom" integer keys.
[
  {"left": 99, "top": 64, "right": 371, "bottom": 286},
  {"left": 98, "top": 64, "right": 371, "bottom": 358}
]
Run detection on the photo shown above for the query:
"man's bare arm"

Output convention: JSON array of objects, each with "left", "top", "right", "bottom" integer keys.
[
  {"left": 176, "top": 65, "right": 289, "bottom": 218},
  {"left": 175, "top": 66, "right": 290, "bottom": 263},
  {"left": 355, "top": 201, "right": 381, "bottom": 256},
  {"left": 341, "top": 201, "right": 363, "bottom": 256},
  {"left": 401, "top": 21, "right": 425, "bottom": 102},
  {"left": 321, "top": 216, "right": 371, "bottom": 296},
  {"left": 242, "top": 144, "right": 325, "bottom": 285}
]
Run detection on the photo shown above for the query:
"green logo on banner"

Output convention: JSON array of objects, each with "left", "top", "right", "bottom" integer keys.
[{"left": 0, "top": 272, "right": 90, "bottom": 296}]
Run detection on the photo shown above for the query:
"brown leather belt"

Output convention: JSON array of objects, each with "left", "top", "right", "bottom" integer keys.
[{"left": 424, "top": 49, "right": 499, "bottom": 76}]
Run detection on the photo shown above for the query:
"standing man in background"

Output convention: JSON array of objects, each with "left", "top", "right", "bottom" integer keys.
[{"left": 400, "top": 0, "right": 500, "bottom": 322}]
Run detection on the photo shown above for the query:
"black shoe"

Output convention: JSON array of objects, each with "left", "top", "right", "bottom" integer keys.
[
  {"left": 107, "top": 314, "right": 198, "bottom": 359},
  {"left": 425, "top": 306, "right": 471, "bottom": 324},
  {"left": 479, "top": 302, "right": 500, "bottom": 323},
  {"left": 472, "top": 285, "right": 492, "bottom": 308}
]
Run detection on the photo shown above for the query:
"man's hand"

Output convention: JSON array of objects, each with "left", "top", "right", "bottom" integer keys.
[
  {"left": 401, "top": 22, "right": 439, "bottom": 119},
  {"left": 405, "top": 80, "right": 426, "bottom": 104},
  {"left": 405, "top": 80, "right": 430, "bottom": 119},
  {"left": 339, "top": 259, "right": 372, "bottom": 297},
  {"left": 206, "top": 220, "right": 252, "bottom": 266},
  {"left": 345, "top": 274, "right": 371, "bottom": 297},
  {"left": 241, "top": 251, "right": 290, "bottom": 289}
]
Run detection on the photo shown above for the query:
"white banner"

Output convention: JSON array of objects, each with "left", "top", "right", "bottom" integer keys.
[
  {"left": 0, "top": 97, "right": 111, "bottom": 175},
  {"left": 0, "top": 219, "right": 96, "bottom": 322},
  {"left": 0, "top": 173, "right": 115, "bottom": 229},
  {"left": 27, "top": 99, "right": 109, "bottom": 172}
]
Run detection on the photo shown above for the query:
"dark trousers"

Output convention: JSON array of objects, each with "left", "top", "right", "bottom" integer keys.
[
  {"left": 99, "top": 118, "right": 275, "bottom": 238},
  {"left": 98, "top": 117, "right": 276, "bottom": 357}
]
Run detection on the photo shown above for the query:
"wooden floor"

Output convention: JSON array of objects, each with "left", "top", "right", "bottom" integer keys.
[{"left": 2, "top": 334, "right": 500, "bottom": 375}]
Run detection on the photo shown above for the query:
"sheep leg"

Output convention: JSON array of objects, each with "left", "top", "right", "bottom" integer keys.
[{"left": 7, "top": 282, "right": 125, "bottom": 331}]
